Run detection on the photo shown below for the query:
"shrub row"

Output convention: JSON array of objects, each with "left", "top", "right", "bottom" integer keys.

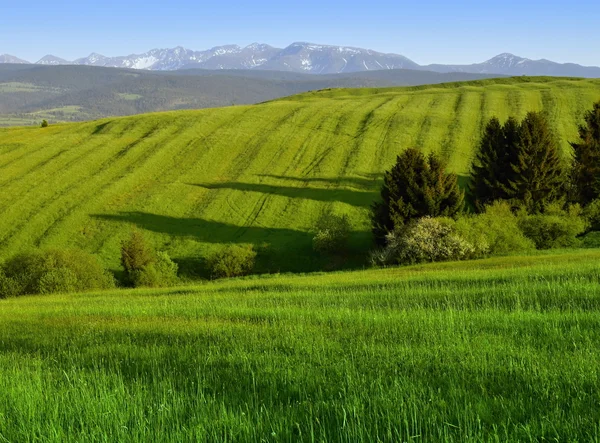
[
  {"left": 370, "top": 201, "right": 589, "bottom": 266},
  {"left": 0, "top": 232, "right": 259, "bottom": 298},
  {"left": 0, "top": 249, "right": 115, "bottom": 298}
]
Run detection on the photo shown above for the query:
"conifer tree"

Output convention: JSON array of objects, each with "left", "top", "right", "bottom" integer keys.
[
  {"left": 509, "top": 112, "right": 566, "bottom": 213},
  {"left": 371, "top": 148, "right": 463, "bottom": 244},
  {"left": 470, "top": 117, "right": 521, "bottom": 211},
  {"left": 570, "top": 100, "right": 600, "bottom": 205},
  {"left": 470, "top": 117, "right": 507, "bottom": 210}
]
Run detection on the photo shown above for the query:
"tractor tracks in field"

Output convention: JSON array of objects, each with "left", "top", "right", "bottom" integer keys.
[{"left": 0, "top": 121, "right": 181, "bottom": 250}]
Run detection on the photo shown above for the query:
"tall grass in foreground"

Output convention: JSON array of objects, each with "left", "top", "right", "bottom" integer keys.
[{"left": 1, "top": 249, "right": 600, "bottom": 441}]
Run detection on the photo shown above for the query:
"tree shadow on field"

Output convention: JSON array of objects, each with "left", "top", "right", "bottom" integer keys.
[
  {"left": 189, "top": 179, "right": 380, "bottom": 209},
  {"left": 92, "top": 121, "right": 112, "bottom": 135},
  {"left": 92, "top": 212, "right": 369, "bottom": 274},
  {"left": 255, "top": 173, "right": 384, "bottom": 191}
]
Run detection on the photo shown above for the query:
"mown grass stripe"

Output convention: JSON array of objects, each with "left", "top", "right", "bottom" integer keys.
[{"left": 0, "top": 78, "right": 600, "bottom": 272}]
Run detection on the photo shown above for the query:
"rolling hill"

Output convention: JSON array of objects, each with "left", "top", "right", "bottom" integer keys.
[
  {"left": 0, "top": 77, "right": 599, "bottom": 277},
  {"left": 3, "top": 249, "right": 600, "bottom": 441},
  {"left": 0, "top": 64, "right": 501, "bottom": 126}
]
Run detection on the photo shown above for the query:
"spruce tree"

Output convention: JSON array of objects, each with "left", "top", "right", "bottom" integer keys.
[
  {"left": 371, "top": 148, "right": 463, "bottom": 245},
  {"left": 570, "top": 100, "right": 600, "bottom": 205},
  {"left": 509, "top": 112, "right": 566, "bottom": 213},
  {"left": 470, "top": 117, "right": 507, "bottom": 210},
  {"left": 469, "top": 117, "right": 521, "bottom": 211}
]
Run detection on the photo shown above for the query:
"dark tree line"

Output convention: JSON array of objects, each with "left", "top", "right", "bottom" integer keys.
[
  {"left": 372, "top": 100, "right": 600, "bottom": 242},
  {"left": 570, "top": 101, "right": 600, "bottom": 206},
  {"left": 470, "top": 111, "right": 566, "bottom": 213}
]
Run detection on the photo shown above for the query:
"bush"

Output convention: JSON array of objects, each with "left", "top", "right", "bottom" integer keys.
[
  {"left": 0, "top": 270, "right": 20, "bottom": 298},
  {"left": 131, "top": 251, "right": 179, "bottom": 288},
  {"left": 2, "top": 251, "right": 47, "bottom": 295},
  {"left": 38, "top": 268, "right": 79, "bottom": 294},
  {"left": 312, "top": 212, "right": 351, "bottom": 254},
  {"left": 121, "top": 230, "right": 156, "bottom": 276},
  {"left": 119, "top": 231, "right": 178, "bottom": 287},
  {"left": 451, "top": 201, "right": 534, "bottom": 255},
  {"left": 518, "top": 203, "right": 588, "bottom": 249},
  {"left": 0, "top": 249, "right": 115, "bottom": 296},
  {"left": 209, "top": 244, "right": 256, "bottom": 279},
  {"left": 583, "top": 198, "right": 600, "bottom": 232},
  {"left": 41, "top": 119, "right": 48, "bottom": 128},
  {"left": 582, "top": 231, "right": 600, "bottom": 248},
  {"left": 371, "top": 217, "right": 475, "bottom": 266},
  {"left": 44, "top": 248, "right": 115, "bottom": 291}
]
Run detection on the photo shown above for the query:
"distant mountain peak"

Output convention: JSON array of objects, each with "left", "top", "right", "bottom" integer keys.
[
  {"left": 1, "top": 45, "right": 599, "bottom": 77},
  {"left": 245, "top": 42, "right": 273, "bottom": 51},
  {"left": 0, "top": 54, "right": 30, "bottom": 64},
  {"left": 36, "top": 55, "right": 70, "bottom": 65},
  {"left": 486, "top": 53, "right": 528, "bottom": 63}
]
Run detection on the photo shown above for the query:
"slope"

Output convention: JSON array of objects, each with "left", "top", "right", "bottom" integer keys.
[
  {"left": 0, "top": 77, "right": 599, "bottom": 276},
  {"left": 2, "top": 250, "right": 600, "bottom": 441},
  {"left": 0, "top": 64, "right": 501, "bottom": 126}
]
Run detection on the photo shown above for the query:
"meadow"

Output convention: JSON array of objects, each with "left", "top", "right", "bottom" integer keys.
[
  {"left": 1, "top": 76, "right": 599, "bottom": 277},
  {"left": 1, "top": 249, "right": 600, "bottom": 441}
]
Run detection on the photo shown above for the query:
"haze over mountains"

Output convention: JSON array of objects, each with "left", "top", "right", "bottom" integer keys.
[{"left": 2, "top": 42, "right": 600, "bottom": 77}]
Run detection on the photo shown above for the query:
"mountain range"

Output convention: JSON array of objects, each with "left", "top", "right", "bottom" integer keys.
[{"left": 2, "top": 43, "right": 600, "bottom": 77}]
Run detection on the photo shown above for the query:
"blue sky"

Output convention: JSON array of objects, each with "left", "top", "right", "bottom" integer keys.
[{"left": 2, "top": 0, "right": 598, "bottom": 65}]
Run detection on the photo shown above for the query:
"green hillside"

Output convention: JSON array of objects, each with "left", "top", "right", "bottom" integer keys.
[
  {"left": 0, "top": 64, "right": 500, "bottom": 126},
  {"left": 1, "top": 77, "right": 599, "bottom": 276},
  {"left": 2, "top": 250, "right": 600, "bottom": 441}
]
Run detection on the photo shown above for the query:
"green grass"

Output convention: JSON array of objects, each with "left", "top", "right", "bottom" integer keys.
[
  {"left": 116, "top": 93, "right": 144, "bottom": 101},
  {"left": 1, "top": 249, "right": 600, "bottom": 441},
  {"left": 0, "top": 116, "right": 39, "bottom": 126},
  {"left": 33, "top": 105, "right": 84, "bottom": 116},
  {"left": 0, "top": 82, "right": 62, "bottom": 93},
  {"left": 0, "top": 77, "right": 599, "bottom": 277}
]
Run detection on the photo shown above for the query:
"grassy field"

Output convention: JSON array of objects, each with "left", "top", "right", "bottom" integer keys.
[
  {"left": 1, "top": 249, "right": 600, "bottom": 441},
  {"left": 0, "top": 77, "right": 599, "bottom": 277}
]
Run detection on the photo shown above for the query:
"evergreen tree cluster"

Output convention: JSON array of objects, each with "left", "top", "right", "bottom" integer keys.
[
  {"left": 371, "top": 147, "right": 463, "bottom": 245},
  {"left": 470, "top": 112, "right": 565, "bottom": 213},
  {"left": 371, "top": 100, "right": 600, "bottom": 246},
  {"left": 570, "top": 101, "right": 600, "bottom": 206}
]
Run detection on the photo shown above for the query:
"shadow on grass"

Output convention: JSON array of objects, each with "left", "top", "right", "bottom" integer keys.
[
  {"left": 255, "top": 173, "right": 384, "bottom": 191},
  {"left": 189, "top": 181, "right": 378, "bottom": 208},
  {"left": 92, "top": 212, "right": 371, "bottom": 275}
]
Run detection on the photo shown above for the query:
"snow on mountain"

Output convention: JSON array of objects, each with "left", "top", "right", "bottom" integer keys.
[
  {"left": 479, "top": 53, "right": 531, "bottom": 72},
  {"left": 261, "top": 42, "right": 420, "bottom": 74},
  {"left": 424, "top": 53, "right": 600, "bottom": 77},
  {"left": 36, "top": 55, "right": 70, "bottom": 65},
  {"left": 2, "top": 46, "right": 599, "bottom": 77},
  {"left": 0, "top": 54, "right": 30, "bottom": 64},
  {"left": 73, "top": 53, "right": 111, "bottom": 66}
]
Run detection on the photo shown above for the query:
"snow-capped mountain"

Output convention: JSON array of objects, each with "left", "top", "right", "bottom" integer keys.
[
  {"left": 2, "top": 45, "right": 599, "bottom": 77},
  {"left": 257, "top": 42, "right": 419, "bottom": 74},
  {"left": 36, "top": 55, "right": 70, "bottom": 65},
  {"left": 0, "top": 54, "right": 30, "bottom": 64},
  {"left": 424, "top": 53, "right": 600, "bottom": 77},
  {"left": 0, "top": 43, "right": 424, "bottom": 74}
]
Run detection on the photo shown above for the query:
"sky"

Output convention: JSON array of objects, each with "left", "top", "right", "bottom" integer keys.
[{"left": 2, "top": 0, "right": 599, "bottom": 66}]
